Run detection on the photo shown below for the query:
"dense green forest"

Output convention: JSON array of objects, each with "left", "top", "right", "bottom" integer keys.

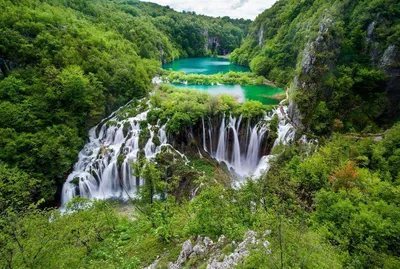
[
  {"left": 232, "top": 0, "right": 400, "bottom": 133},
  {"left": 1, "top": 0, "right": 400, "bottom": 268},
  {"left": 0, "top": 0, "right": 249, "bottom": 207}
]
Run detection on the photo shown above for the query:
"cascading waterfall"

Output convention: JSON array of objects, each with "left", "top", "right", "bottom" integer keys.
[
  {"left": 201, "top": 107, "right": 295, "bottom": 177},
  {"left": 61, "top": 98, "right": 296, "bottom": 205},
  {"left": 61, "top": 110, "right": 170, "bottom": 206},
  {"left": 202, "top": 118, "right": 207, "bottom": 152},
  {"left": 215, "top": 114, "right": 227, "bottom": 161},
  {"left": 273, "top": 106, "right": 295, "bottom": 148}
]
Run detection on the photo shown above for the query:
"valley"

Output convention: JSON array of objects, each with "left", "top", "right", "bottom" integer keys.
[{"left": 1, "top": 0, "right": 399, "bottom": 268}]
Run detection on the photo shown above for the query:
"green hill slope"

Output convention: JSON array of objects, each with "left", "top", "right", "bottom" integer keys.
[{"left": 232, "top": 0, "right": 400, "bottom": 133}]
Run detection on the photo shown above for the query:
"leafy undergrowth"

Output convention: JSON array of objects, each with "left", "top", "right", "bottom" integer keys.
[
  {"left": 148, "top": 84, "right": 272, "bottom": 135},
  {"left": 84, "top": 215, "right": 182, "bottom": 268},
  {"left": 162, "top": 71, "right": 272, "bottom": 86},
  {"left": 2, "top": 123, "right": 400, "bottom": 268}
]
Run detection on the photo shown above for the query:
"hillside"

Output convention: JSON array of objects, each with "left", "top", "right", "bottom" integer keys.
[{"left": 232, "top": 0, "right": 400, "bottom": 133}]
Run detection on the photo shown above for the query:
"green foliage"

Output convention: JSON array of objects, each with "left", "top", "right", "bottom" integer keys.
[
  {"left": 149, "top": 85, "right": 269, "bottom": 134},
  {"left": 234, "top": 101, "right": 267, "bottom": 120},
  {"left": 0, "top": 163, "right": 39, "bottom": 213},
  {"left": 0, "top": 198, "right": 117, "bottom": 268},
  {"left": 239, "top": 221, "right": 343, "bottom": 269},
  {"left": 118, "top": 1, "right": 249, "bottom": 58},
  {"left": 232, "top": 0, "right": 400, "bottom": 132},
  {"left": 133, "top": 160, "right": 165, "bottom": 205},
  {"left": 138, "top": 124, "right": 151, "bottom": 149},
  {"left": 186, "top": 185, "right": 247, "bottom": 240},
  {"left": 1, "top": 1, "right": 400, "bottom": 268},
  {"left": 1, "top": 122, "right": 400, "bottom": 268},
  {"left": 164, "top": 71, "right": 266, "bottom": 86},
  {"left": 0, "top": 0, "right": 248, "bottom": 207}
]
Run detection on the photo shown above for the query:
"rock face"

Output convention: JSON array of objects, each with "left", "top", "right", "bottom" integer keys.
[
  {"left": 169, "top": 240, "right": 194, "bottom": 269},
  {"left": 290, "top": 15, "right": 400, "bottom": 127},
  {"left": 379, "top": 45, "right": 400, "bottom": 114},
  {"left": 203, "top": 30, "right": 220, "bottom": 53},
  {"left": 146, "top": 230, "right": 270, "bottom": 269},
  {"left": 289, "top": 14, "right": 340, "bottom": 129},
  {"left": 206, "top": 231, "right": 268, "bottom": 269},
  {"left": 288, "top": 97, "right": 304, "bottom": 130},
  {"left": 379, "top": 45, "right": 398, "bottom": 70}
]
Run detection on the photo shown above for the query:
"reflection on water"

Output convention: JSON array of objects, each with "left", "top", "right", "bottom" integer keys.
[
  {"left": 163, "top": 58, "right": 250, "bottom": 74},
  {"left": 181, "top": 68, "right": 208, "bottom": 73},
  {"left": 192, "top": 84, "right": 246, "bottom": 103},
  {"left": 163, "top": 58, "right": 283, "bottom": 104},
  {"left": 171, "top": 83, "right": 283, "bottom": 105}
]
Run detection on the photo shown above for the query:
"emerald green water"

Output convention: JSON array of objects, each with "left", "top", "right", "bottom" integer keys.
[
  {"left": 163, "top": 58, "right": 283, "bottom": 105},
  {"left": 171, "top": 84, "right": 282, "bottom": 105},
  {"left": 163, "top": 58, "right": 250, "bottom": 74}
]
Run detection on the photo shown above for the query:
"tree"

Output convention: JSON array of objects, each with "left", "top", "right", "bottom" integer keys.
[{"left": 329, "top": 161, "right": 360, "bottom": 191}]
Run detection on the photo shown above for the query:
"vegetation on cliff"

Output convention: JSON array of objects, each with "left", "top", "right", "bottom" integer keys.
[
  {"left": 232, "top": 0, "right": 400, "bottom": 133},
  {"left": 148, "top": 84, "right": 270, "bottom": 134}
]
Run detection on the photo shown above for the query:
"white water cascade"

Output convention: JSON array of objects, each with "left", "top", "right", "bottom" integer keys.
[
  {"left": 61, "top": 110, "right": 170, "bottom": 206},
  {"left": 61, "top": 99, "right": 296, "bottom": 205},
  {"left": 201, "top": 107, "right": 295, "bottom": 177}
]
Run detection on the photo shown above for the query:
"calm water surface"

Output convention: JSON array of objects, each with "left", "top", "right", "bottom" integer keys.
[
  {"left": 163, "top": 58, "right": 283, "bottom": 105},
  {"left": 163, "top": 58, "right": 250, "bottom": 74}
]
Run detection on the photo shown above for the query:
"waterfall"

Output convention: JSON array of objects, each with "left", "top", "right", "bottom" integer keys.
[
  {"left": 203, "top": 107, "right": 295, "bottom": 178},
  {"left": 208, "top": 117, "right": 213, "bottom": 153},
  {"left": 244, "top": 124, "right": 267, "bottom": 171},
  {"left": 229, "top": 116, "right": 241, "bottom": 170},
  {"left": 258, "top": 24, "right": 264, "bottom": 46},
  {"left": 273, "top": 106, "right": 295, "bottom": 149},
  {"left": 60, "top": 110, "right": 170, "bottom": 206},
  {"left": 215, "top": 116, "right": 227, "bottom": 161},
  {"left": 62, "top": 99, "right": 296, "bottom": 205},
  {"left": 202, "top": 118, "right": 207, "bottom": 152}
]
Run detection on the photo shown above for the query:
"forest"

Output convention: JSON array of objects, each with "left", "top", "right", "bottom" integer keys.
[
  {"left": 1, "top": 0, "right": 399, "bottom": 268},
  {"left": 231, "top": 0, "right": 400, "bottom": 134},
  {"left": 0, "top": 0, "right": 249, "bottom": 207}
]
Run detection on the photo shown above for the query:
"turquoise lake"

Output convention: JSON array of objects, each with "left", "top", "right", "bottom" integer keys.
[
  {"left": 162, "top": 57, "right": 250, "bottom": 74},
  {"left": 162, "top": 58, "right": 283, "bottom": 105}
]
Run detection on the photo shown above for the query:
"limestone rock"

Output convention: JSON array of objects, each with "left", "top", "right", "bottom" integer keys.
[
  {"left": 168, "top": 239, "right": 193, "bottom": 268},
  {"left": 206, "top": 230, "right": 269, "bottom": 269},
  {"left": 178, "top": 240, "right": 193, "bottom": 263},
  {"left": 379, "top": 45, "right": 398, "bottom": 70}
]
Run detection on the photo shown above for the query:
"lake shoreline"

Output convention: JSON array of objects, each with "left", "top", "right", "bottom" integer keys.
[{"left": 162, "top": 57, "right": 285, "bottom": 105}]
